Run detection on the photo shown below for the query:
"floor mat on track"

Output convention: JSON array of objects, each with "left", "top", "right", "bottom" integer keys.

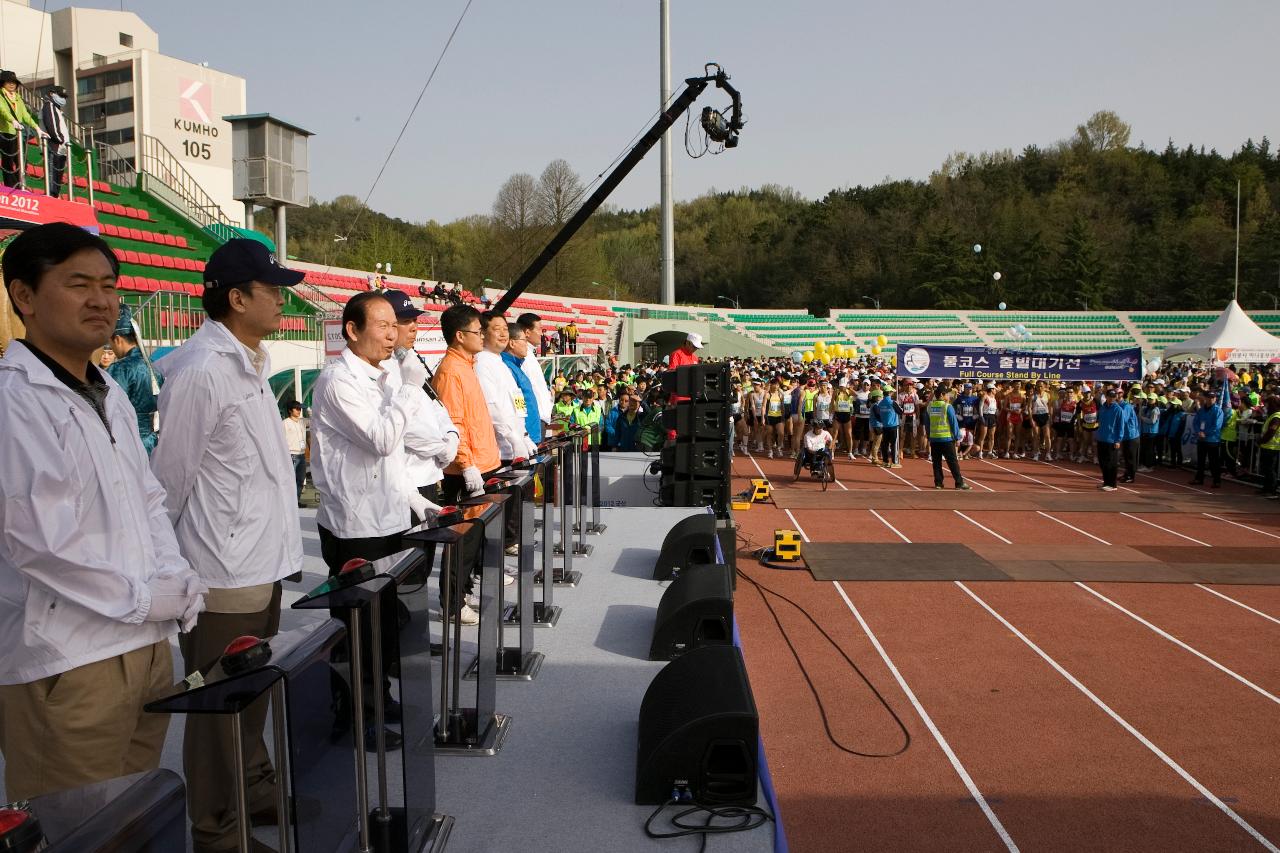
[{"left": 804, "top": 543, "right": 1010, "bottom": 580}]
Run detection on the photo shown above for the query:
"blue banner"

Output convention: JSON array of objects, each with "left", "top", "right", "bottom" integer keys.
[{"left": 895, "top": 343, "right": 1143, "bottom": 382}]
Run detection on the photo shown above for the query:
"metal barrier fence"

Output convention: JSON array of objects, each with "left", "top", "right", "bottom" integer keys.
[{"left": 122, "top": 289, "right": 320, "bottom": 349}]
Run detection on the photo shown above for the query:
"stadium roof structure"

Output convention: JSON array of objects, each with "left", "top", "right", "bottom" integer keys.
[{"left": 1163, "top": 300, "right": 1280, "bottom": 363}]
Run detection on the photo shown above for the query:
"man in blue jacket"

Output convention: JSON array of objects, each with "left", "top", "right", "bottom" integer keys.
[
  {"left": 926, "top": 388, "right": 970, "bottom": 490},
  {"left": 1191, "top": 388, "right": 1225, "bottom": 487},
  {"left": 107, "top": 304, "right": 160, "bottom": 453},
  {"left": 502, "top": 322, "right": 542, "bottom": 445},
  {"left": 1095, "top": 387, "right": 1125, "bottom": 491},
  {"left": 870, "top": 388, "right": 902, "bottom": 467},
  {"left": 1118, "top": 388, "right": 1140, "bottom": 483},
  {"left": 604, "top": 392, "right": 644, "bottom": 451}
]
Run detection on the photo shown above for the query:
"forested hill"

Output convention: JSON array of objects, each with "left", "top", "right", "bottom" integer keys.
[{"left": 267, "top": 112, "right": 1280, "bottom": 312}]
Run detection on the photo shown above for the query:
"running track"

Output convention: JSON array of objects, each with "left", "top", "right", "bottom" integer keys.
[{"left": 730, "top": 449, "right": 1280, "bottom": 852}]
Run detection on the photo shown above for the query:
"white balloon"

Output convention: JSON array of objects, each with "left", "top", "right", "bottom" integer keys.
[
  {"left": 973, "top": 244, "right": 982, "bottom": 254},
  {"left": 998, "top": 302, "right": 1007, "bottom": 311},
  {"left": 992, "top": 271, "right": 1002, "bottom": 281}
]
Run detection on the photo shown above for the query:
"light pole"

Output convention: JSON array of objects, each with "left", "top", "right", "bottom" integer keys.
[
  {"left": 1262, "top": 291, "right": 1279, "bottom": 310},
  {"left": 716, "top": 294, "right": 740, "bottom": 310},
  {"left": 1076, "top": 298, "right": 1089, "bottom": 311},
  {"left": 861, "top": 295, "right": 880, "bottom": 310}
]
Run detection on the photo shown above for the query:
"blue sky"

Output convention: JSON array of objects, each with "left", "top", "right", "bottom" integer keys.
[{"left": 65, "top": 0, "right": 1280, "bottom": 224}]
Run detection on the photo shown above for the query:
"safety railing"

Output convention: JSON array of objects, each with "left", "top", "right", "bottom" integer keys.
[
  {"left": 136, "top": 134, "right": 237, "bottom": 230},
  {"left": 123, "top": 289, "right": 321, "bottom": 349}
]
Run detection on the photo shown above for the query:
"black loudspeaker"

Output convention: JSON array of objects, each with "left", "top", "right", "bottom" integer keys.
[
  {"left": 659, "top": 477, "right": 730, "bottom": 514},
  {"left": 649, "top": 563, "right": 733, "bottom": 660},
  {"left": 653, "top": 515, "right": 735, "bottom": 580},
  {"left": 661, "top": 364, "right": 730, "bottom": 402},
  {"left": 636, "top": 645, "right": 758, "bottom": 805},
  {"left": 662, "top": 402, "right": 727, "bottom": 440},
  {"left": 662, "top": 440, "right": 727, "bottom": 479}
]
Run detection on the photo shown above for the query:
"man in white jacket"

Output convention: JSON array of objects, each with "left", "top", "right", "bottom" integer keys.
[
  {"left": 0, "top": 223, "right": 203, "bottom": 801},
  {"left": 475, "top": 311, "right": 538, "bottom": 554},
  {"left": 150, "top": 239, "right": 304, "bottom": 853},
  {"left": 517, "top": 312, "right": 553, "bottom": 426}
]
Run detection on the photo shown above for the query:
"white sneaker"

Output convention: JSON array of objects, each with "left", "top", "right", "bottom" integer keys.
[
  {"left": 457, "top": 604, "right": 480, "bottom": 625},
  {"left": 1138, "top": 466, "right": 1153, "bottom": 473},
  {"left": 464, "top": 593, "right": 479, "bottom": 608},
  {"left": 503, "top": 573, "right": 515, "bottom": 586},
  {"left": 1032, "top": 453, "right": 1040, "bottom": 461}
]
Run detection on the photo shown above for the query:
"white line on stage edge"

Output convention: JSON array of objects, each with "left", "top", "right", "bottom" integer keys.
[
  {"left": 1194, "top": 584, "right": 1280, "bottom": 627},
  {"left": 1202, "top": 513, "right": 1280, "bottom": 542},
  {"left": 1075, "top": 583, "right": 1280, "bottom": 706},
  {"left": 1035, "top": 511, "right": 1111, "bottom": 545},
  {"left": 869, "top": 508, "right": 911, "bottom": 543},
  {"left": 955, "top": 581, "right": 1280, "bottom": 853},
  {"left": 1119, "top": 512, "right": 1211, "bottom": 547},
  {"left": 980, "top": 459, "right": 1068, "bottom": 493},
  {"left": 955, "top": 511, "right": 1012, "bottom": 544}
]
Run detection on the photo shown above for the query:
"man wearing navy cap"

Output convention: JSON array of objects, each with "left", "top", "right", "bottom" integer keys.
[
  {"left": 150, "top": 238, "right": 306, "bottom": 852},
  {"left": 107, "top": 302, "right": 160, "bottom": 453}
]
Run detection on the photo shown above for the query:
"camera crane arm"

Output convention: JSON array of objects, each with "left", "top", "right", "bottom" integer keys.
[{"left": 491, "top": 64, "right": 743, "bottom": 316}]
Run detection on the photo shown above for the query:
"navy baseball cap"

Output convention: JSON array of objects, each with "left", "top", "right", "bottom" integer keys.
[
  {"left": 203, "top": 239, "right": 305, "bottom": 290},
  {"left": 383, "top": 290, "right": 424, "bottom": 320}
]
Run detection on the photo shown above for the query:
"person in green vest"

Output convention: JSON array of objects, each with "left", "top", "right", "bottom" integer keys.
[
  {"left": 1220, "top": 395, "right": 1242, "bottom": 478},
  {"left": 1, "top": 70, "right": 43, "bottom": 189},
  {"left": 926, "top": 387, "right": 971, "bottom": 490},
  {"left": 552, "top": 389, "right": 577, "bottom": 429},
  {"left": 574, "top": 388, "right": 604, "bottom": 444},
  {"left": 1257, "top": 396, "right": 1280, "bottom": 499}
]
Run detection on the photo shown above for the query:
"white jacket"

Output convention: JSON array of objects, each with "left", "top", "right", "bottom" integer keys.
[
  {"left": 0, "top": 342, "right": 193, "bottom": 684},
  {"left": 382, "top": 356, "right": 458, "bottom": 489},
  {"left": 474, "top": 349, "right": 530, "bottom": 460},
  {"left": 521, "top": 350, "right": 553, "bottom": 424},
  {"left": 311, "top": 347, "right": 428, "bottom": 538},
  {"left": 150, "top": 321, "right": 303, "bottom": 588}
]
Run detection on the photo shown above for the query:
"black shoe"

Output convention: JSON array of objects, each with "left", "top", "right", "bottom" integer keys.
[
  {"left": 363, "top": 696, "right": 402, "bottom": 724},
  {"left": 365, "top": 724, "right": 403, "bottom": 752},
  {"left": 429, "top": 642, "right": 443, "bottom": 656}
]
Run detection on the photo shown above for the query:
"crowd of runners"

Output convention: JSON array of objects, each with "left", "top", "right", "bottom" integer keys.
[{"left": 725, "top": 355, "right": 1280, "bottom": 496}]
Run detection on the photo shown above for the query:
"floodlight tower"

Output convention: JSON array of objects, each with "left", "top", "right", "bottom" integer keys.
[{"left": 225, "top": 113, "right": 313, "bottom": 262}]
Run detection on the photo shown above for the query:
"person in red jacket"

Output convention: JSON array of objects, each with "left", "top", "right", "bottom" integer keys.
[{"left": 669, "top": 332, "right": 702, "bottom": 370}]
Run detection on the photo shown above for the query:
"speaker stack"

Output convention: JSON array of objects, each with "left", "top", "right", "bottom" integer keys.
[
  {"left": 649, "top": 563, "right": 733, "bottom": 660},
  {"left": 660, "top": 363, "right": 732, "bottom": 509}
]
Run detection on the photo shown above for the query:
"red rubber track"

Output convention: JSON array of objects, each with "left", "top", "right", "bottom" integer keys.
[{"left": 729, "top": 448, "right": 1280, "bottom": 852}]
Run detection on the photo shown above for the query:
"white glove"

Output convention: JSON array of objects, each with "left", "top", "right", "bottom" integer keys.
[
  {"left": 521, "top": 436, "right": 539, "bottom": 459},
  {"left": 145, "top": 572, "right": 201, "bottom": 624},
  {"left": 434, "top": 430, "right": 460, "bottom": 467},
  {"left": 409, "top": 490, "right": 443, "bottom": 521},
  {"left": 462, "top": 465, "right": 486, "bottom": 496},
  {"left": 180, "top": 574, "right": 206, "bottom": 632},
  {"left": 398, "top": 350, "right": 430, "bottom": 389}
]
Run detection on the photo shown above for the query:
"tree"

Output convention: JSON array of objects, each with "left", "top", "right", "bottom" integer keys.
[{"left": 1074, "top": 110, "right": 1131, "bottom": 152}]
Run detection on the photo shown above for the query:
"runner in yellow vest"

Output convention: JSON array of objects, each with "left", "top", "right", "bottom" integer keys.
[{"left": 1258, "top": 403, "right": 1280, "bottom": 498}]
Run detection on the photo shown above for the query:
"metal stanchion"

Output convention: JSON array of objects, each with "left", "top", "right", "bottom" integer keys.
[
  {"left": 230, "top": 711, "right": 254, "bottom": 853},
  {"left": 533, "top": 449, "right": 561, "bottom": 625},
  {"left": 348, "top": 607, "right": 374, "bottom": 853},
  {"left": 552, "top": 432, "right": 583, "bottom": 585},
  {"left": 586, "top": 425, "right": 606, "bottom": 534},
  {"left": 571, "top": 431, "right": 593, "bottom": 557},
  {"left": 474, "top": 470, "right": 543, "bottom": 680},
  {"left": 269, "top": 682, "right": 292, "bottom": 853}
]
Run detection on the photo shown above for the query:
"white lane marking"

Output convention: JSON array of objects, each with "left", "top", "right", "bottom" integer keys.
[
  {"left": 1035, "top": 511, "right": 1112, "bottom": 545},
  {"left": 1194, "top": 584, "right": 1280, "bottom": 627},
  {"left": 1119, "top": 512, "right": 1211, "bottom": 547},
  {"left": 830, "top": 581, "right": 1020, "bottom": 853},
  {"left": 964, "top": 475, "right": 996, "bottom": 492},
  {"left": 980, "top": 458, "right": 1068, "bottom": 493},
  {"left": 955, "top": 511, "right": 1012, "bottom": 544},
  {"left": 869, "top": 508, "right": 911, "bottom": 543},
  {"left": 1075, "top": 583, "right": 1280, "bottom": 707},
  {"left": 744, "top": 449, "right": 768, "bottom": 480},
  {"left": 782, "top": 508, "right": 811, "bottom": 542},
  {"left": 1202, "top": 513, "right": 1280, "bottom": 542},
  {"left": 879, "top": 462, "right": 923, "bottom": 491},
  {"left": 1039, "top": 460, "right": 1138, "bottom": 494},
  {"left": 1140, "top": 470, "right": 1215, "bottom": 495},
  {"left": 955, "top": 581, "right": 1280, "bottom": 853}
]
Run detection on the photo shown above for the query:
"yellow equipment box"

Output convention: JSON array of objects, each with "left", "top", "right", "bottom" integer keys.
[
  {"left": 750, "top": 479, "right": 771, "bottom": 503},
  {"left": 774, "top": 529, "right": 802, "bottom": 561}
]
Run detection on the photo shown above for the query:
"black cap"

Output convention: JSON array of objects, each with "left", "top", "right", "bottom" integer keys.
[
  {"left": 382, "top": 289, "right": 424, "bottom": 320},
  {"left": 203, "top": 239, "right": 305, "bottom": 290}
]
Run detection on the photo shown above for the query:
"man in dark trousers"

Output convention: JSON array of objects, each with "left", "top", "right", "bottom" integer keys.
[
  {"left": 925, "top": 387, "right": 971, "bottom": 490},
  {"left": 1094, "top": 387, "right": 1124, "bottom": 491},
  {"left": 39, "top": 86, "right": 69, "bottom": 197}
]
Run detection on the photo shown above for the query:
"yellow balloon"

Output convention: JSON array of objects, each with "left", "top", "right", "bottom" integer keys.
[
  {"left": 801, "top": 351, "right": 813, "bottom": 363},
  {"left": 876, "top": 335, "right": 888, "bottom": 347},
  {"left": 871, "top": 345, "right": 882, "bottom": 356},
  {"left": 813, "top": 340, "right": 826, "bottom": 353},
  {"left": 819, "top": 352, "right": 832, "bottom": 364}
]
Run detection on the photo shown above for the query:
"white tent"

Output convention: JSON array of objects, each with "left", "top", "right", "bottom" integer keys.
[{"left": 1163, "top": 300, "right": 1280, "bottom": 363}]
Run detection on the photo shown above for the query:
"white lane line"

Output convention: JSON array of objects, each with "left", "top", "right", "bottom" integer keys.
[
  {"left": 1119, "top": 512, "right": 1211, "bottom": 547},
  {"left": 955, "top": 581, "right": 1280, "bottom": 853},
  {"left": 1202, "top": 513, "right": 1280, "bottom": 542},
  {"left": 1140, "top": 470, "right": 1215, "bottom": 495},
  {"left": 1035, "top": 511, "right": 1112, "bottom": 545},
  {"left": 869, "top": 508, "right": 911, "bottom": 543},
  {"left": 1075, "top": 582, "right": 1280, "bottom": 706},
  {"left": 955, "top": 511, "right": 1012, "bottom": 544},
  {"left": 1194, "top": 584, "right": 1280, "bottom": 627},
  {"left": 782, "top": 508, "right": 811, "bottom": 542},
  {"left": 744, "top": 449, "right": 768, "bottom": 480},
  {"left": 879, "top": 463, "right": 923, "bottom": 492},
  {"left": 960, "top": 470, "right": 996, "bottom": 491},
  {"left": 980, "top": 458, "right": 1068, "bottom": 493},
  {"left": 831, "top": 581, "right": 1019, "bottom": 853},
  {"left": 1039, "top": 460, "right": 1139, "bottom": 494}
]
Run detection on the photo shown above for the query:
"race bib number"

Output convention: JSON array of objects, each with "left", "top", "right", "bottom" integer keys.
[
  {"left": 512, "top": 391, "right": 527, "bottom": 414},
  {"left": 1084, "top": 412, "right": 1098, "bottom": 424},
  {"left": 902, "top": 403, "right": 915, "bottom": 414}
]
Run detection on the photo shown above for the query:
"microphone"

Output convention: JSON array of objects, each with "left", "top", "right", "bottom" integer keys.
[{"left": 395, "top": 346, "right": 441, "bottom": 400}]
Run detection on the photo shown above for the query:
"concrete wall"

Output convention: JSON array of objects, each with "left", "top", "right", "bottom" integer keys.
[{"left": 1, "top": 0, "right": 54, "bottom": 79}]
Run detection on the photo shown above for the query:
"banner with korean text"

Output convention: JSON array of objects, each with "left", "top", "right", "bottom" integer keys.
[{"left": 895, "top": 343, "right": 1143, "bottom": 382}]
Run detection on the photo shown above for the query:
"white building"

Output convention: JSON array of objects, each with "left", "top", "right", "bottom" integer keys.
[{"left": 0, "top": 0, "right": 248, "bottom": 226}]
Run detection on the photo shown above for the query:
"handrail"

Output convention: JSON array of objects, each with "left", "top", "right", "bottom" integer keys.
[
  {"left": 123, "top": 289, "right": 320, "bottom": 348},
  {"left": 136, "top": 134, "right": 236, "bottom": 230}
]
